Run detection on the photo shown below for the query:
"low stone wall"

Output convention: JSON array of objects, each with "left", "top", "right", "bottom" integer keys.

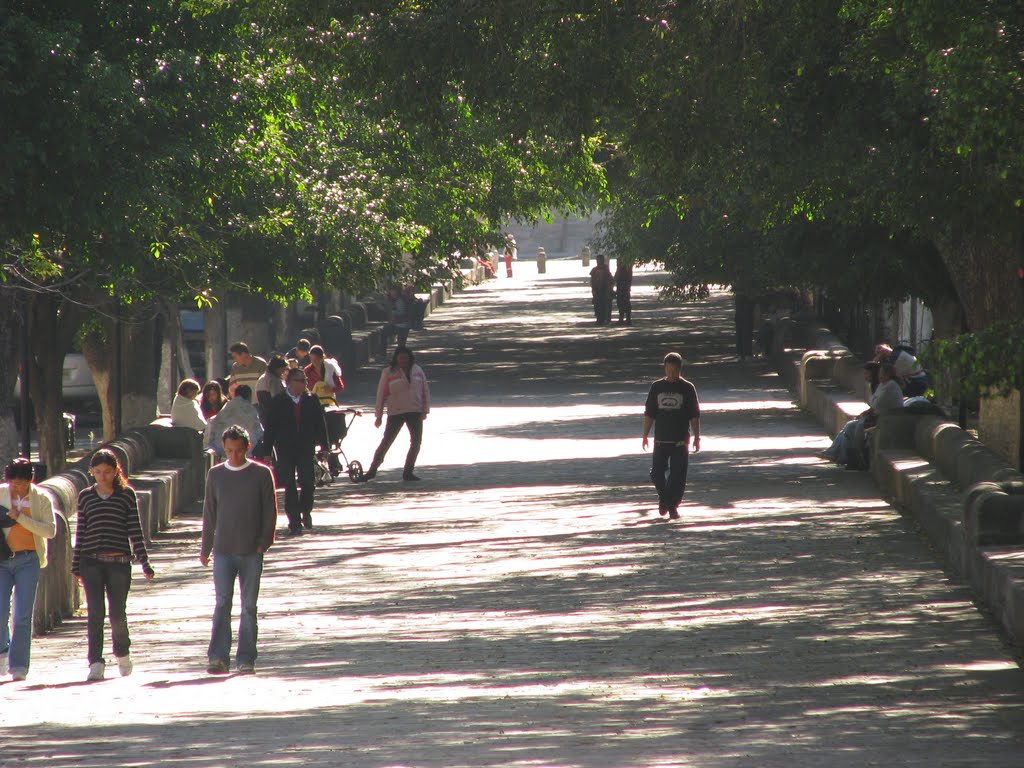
[
  {"left": 768, "top": 321, "right": 1024, "bottom": 648},
  {"left": 32, "top": 425, "right": 208, "bottom": 635}
]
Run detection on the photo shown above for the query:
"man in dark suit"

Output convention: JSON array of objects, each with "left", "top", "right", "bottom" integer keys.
[{"left": 256, "top": 367, "right": 329, "bottom": 535}]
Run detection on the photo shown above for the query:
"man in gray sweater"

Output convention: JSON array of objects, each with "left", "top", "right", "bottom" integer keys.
[{"left": 201, "top": 425, "right": 277, "bottom": 675}]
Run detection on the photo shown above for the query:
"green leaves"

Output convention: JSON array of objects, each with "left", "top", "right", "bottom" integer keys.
[{"left": 924, "top": 321, "right": 1024, "bottom": 399}]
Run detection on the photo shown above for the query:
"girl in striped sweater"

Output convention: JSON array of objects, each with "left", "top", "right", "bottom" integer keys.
[{"left": 73, "top": 449, "right": 154, "bottom": 682}]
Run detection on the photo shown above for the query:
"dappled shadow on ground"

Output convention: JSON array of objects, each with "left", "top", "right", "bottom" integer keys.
[{"left": 7, "top": 266, "right": 1024, "bottom": 767}]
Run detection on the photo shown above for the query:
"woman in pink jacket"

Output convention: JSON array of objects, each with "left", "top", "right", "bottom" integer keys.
[{"left": 365, "top": 346, "right": 430, "bottom": 481}]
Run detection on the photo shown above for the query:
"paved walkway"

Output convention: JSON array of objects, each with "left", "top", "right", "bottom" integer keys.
[{"left": 4, "top": 261, "right": 1024, "bottom": 767}]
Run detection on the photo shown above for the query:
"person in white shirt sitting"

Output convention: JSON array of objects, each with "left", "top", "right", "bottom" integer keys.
[{"left": 170, "top": 379, "right": 207, "bottom": 432}]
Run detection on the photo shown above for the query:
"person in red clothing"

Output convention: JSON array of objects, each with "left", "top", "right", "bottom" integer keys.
[
  {"left": 503, "top": 234, "right": 516, "bottom": 278},
  {"left": 303, "top": 345, "right": 344, "bottom": 408}
]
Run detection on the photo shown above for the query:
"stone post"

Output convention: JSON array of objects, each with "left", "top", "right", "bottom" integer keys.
[
  {"left": 979, "top": 390, "right": 1023, "bottom": 470},
  {"left": 537, "top": 247, "right": 547, "bottom": 274},
  {"left": 581, "top": 246, "right": 591, "bottom": 267}
]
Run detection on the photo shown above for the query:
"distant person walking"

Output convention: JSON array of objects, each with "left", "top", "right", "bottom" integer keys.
[
  {"left": 503, "top": 234, "right": 517, "bottom": 278},
  {"left": 734, "top": 293, "right": 756, "bottom": 361},
  {"left": 0, "top": 458, "right": 56, "bottom": 682},
  {"left": 614, "top": 258, "right": 633, "bottom": 324},
  {"left": 642, "top": 352, "right": 701, "bottom": 519},
  {"left": 381, "top": 286, "right": 411, "bottom": 357},
  {"left": 72, "top": 449, "right": 154, "bottom": 681},
  {"left": 201, "top": 425, "right": 277, "bottom": 675},
  {"left": 256, "top": 367, "right": 329, "bottom": 535},
  {"left": 590, "top": 254, "right": 614, "bottom": 325},
  {"left": 365, "top": 347, "right": 431, "bottom": 482}
]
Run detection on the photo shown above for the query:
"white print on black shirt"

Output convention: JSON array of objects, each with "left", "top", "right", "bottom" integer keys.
[{"left": 657, "top": 392, "right": 684, "bottom": 411}]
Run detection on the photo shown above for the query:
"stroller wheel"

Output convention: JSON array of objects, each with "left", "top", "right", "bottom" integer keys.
[{"left": 348, "top": 460, "right": 365, "bottom": 483}]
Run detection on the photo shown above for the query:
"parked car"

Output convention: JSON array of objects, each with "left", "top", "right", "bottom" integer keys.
[
  {"left": 13, "top": 353, "right": 98, "bottom": 404},
  {"left": 13, "top": 353, "right": 100, "bottom": 432}
]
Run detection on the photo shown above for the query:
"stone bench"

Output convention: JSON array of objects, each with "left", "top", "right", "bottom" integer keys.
[
  {"left": 773, "top": 321, "right": 1024, "bottom": 649},
  {"left": 803, "top": 382, "right": 868, "bottom": 438}
]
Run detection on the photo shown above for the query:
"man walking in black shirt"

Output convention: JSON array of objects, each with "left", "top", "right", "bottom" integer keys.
[{"left": 642, "top": 352, "right": 701, "bottom": 519}]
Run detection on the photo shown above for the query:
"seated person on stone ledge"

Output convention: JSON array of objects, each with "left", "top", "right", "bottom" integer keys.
[
  {"left": 820, "top": 362, "right": 903, "bottom": 467},
  {"left": 874, "top": 342, "right": 930, "bottom": 397}
]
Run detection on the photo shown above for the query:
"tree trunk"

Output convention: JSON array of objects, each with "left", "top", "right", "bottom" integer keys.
[
  {"left": 157, "top": 299, "right": 193, "bottom": 414},
  {"left": 936, "top": 232, "right": 1024, "bottom": 469},
  {"left": 27, "top": 292, "right": 84, "bottom": 477},
  {"left": 935, "top": 232, "right": 1024, "bottom": 330},
  {"left": 0, "top": 299, "right": 24, "bottom": 467},
  {"left": 121, "top": 309, "right": 160, "bottom": 429},
  {"left": 80, "top": 315, "right": 117, "bottom": 443}
]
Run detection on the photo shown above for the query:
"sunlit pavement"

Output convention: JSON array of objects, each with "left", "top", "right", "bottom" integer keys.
[{"left": 4, "top": 260, "right": 1024, "bottom": 767}]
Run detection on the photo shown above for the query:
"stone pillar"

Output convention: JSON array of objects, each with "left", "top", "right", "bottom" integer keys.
[
  {"left": 537, "top": 247, "right": 547, "bottom": 274},
  {"left": 979, "top": 390, "right": 1023, "bottom": 470},
  {"left": 581, "top": 246, "right": 591, "bottom": 267}
]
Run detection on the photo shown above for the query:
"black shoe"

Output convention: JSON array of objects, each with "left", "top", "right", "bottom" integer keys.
[
  {"left": 658, "top": 501, "right": 668, "bottom": 517},
  {"left": 285, "top": 526, "right": 303, "bottom": 536},
  {"left": 302, "top": 513, "right": 312, "bottom": 530},
  {"left": 668, "top": 508, "right": 680, "bottom": 520},
  {"left": 364, "top": 467, "right": 377, "bottom": 481},
  {"left": 403, "top": 472, "right": 421, "bottom": 482}
]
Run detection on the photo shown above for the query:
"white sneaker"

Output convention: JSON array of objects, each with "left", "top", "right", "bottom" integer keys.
[
  {"left": 116, "top": 654, "right": 133, "bottom": 677},
  {"left": 11, "top": 667, "right": 27, "bottom": 681},
  {"left": 0, "top": 653, "right": 8, "bottom": 676},
  {"left": 87, "top": 661, "right": 105, "bottom": 681}
]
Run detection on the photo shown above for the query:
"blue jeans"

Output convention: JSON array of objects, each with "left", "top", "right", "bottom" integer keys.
[
  {"left": 0, "top": 551, "right": 41, "bottom": 674},
  {"left": 209, "top": 553, "right": 264, "bottom": 666},
  {"left": 80, "top": 557, "right": 133, "bottom": 664},
  {"left": 651, "top": 441, "right": 690, "bottom": 510}
]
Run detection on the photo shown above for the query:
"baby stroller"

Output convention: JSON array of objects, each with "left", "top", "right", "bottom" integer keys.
[{"left": 314, "top": 407, "right": 365, "bottom": 486}]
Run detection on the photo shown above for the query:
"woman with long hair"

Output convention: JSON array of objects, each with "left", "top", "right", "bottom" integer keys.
[
  {"left": 73, "top": 449, "right": 154, "bottom": 681},
  {"left": 200, "top": 380, "right": 226, "bottom": 421},
  {"left": 0, "top": 458, "right": 56, "bottom": 681},
  {"left": 303, "top": 345, "right": 344, "bottom": 408},
  {"left": 365, "top": 346, "right": 430, "bottom": 482}
]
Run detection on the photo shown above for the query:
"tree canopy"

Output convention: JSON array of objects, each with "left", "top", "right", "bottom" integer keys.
[{"left": 4, "top": 0, "right": 1024, "bottom": 464}]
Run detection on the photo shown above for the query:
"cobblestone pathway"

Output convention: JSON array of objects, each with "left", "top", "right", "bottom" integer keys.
[{"left": 3, "top": 261, "right": 1023, "bottom": 767}]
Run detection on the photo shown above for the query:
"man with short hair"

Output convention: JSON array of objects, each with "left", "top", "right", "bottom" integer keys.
[
  {"left": 286, "top": 338, "right": 312, "bottom": 369},
  {"left": 229, "top": 342, "right": 267, "bottom": 404},
  {"left": 201, "top": 425, "right": 277, "bottom": 675},
  {"left": 642, "top": 352, "right": 701, "bottom": 519},
  {"left": 255, "top": 368, "right": 329, "bottom": 535},
  {"left": 255, "top": 356, "right": 289, "bottom": 425}
]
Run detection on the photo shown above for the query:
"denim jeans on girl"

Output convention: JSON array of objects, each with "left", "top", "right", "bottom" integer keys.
[
  {"left": 80, "top": 557, "right": 133, "bottom": 664},
  {"left": 0, "top": 550, "right": 41, "bottom": 675}
]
